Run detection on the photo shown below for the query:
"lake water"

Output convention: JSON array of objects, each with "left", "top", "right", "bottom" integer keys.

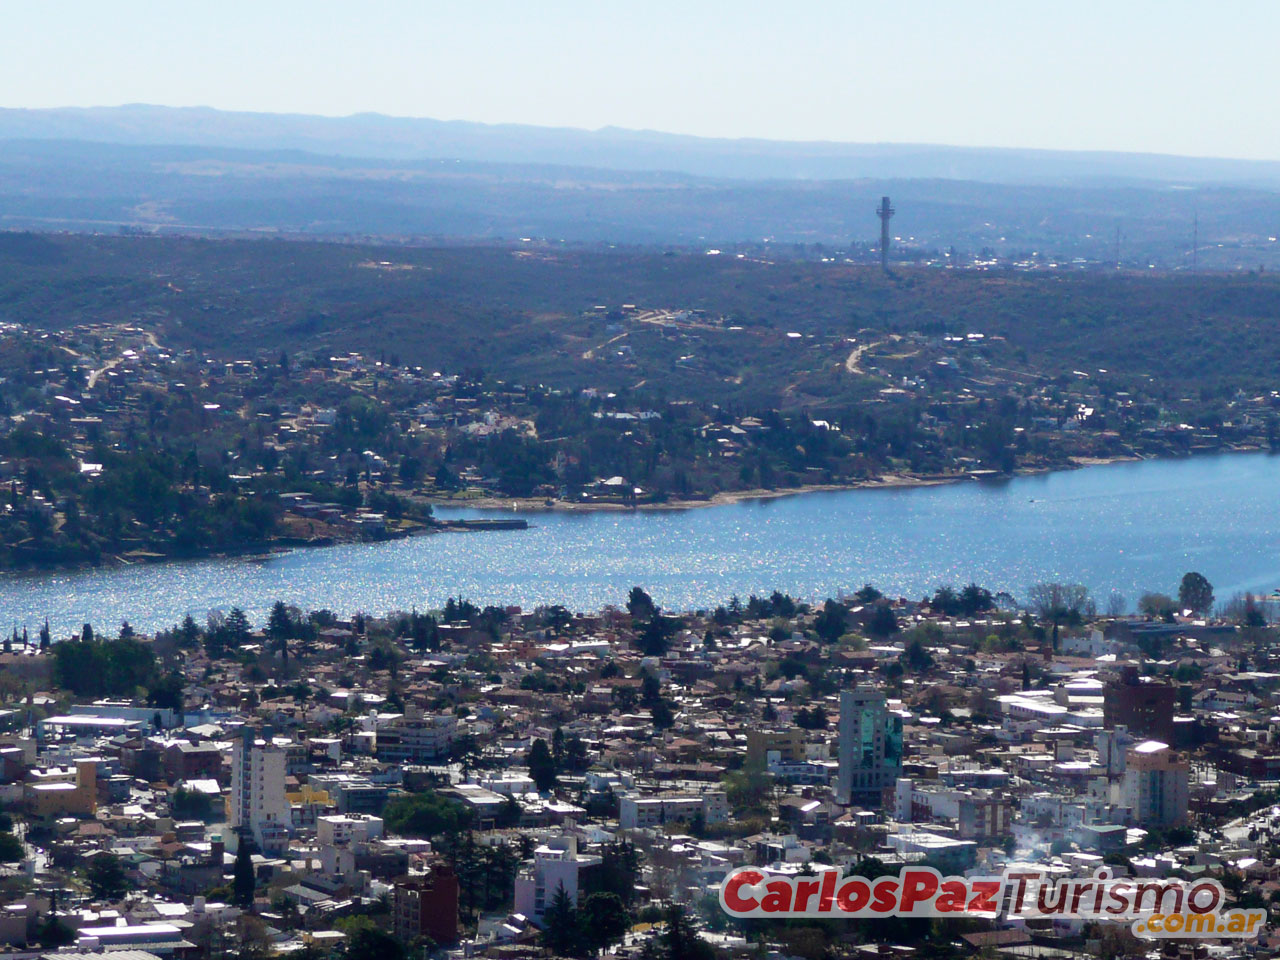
[{"left": 4, "top": 452, "right": 1280, "bottom": 634}]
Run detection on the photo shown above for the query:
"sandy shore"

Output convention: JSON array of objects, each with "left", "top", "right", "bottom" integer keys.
[{"left": 423, "top": 458, "right": 1150, "bottom": 515}]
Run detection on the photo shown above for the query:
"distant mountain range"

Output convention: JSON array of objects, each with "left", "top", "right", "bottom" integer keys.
[
  {"left": 5, "top": 104, "right": 1280, "bottom": 186},
  {"left": 1, "top": 105, "right": 1278, "bottom": 266}
]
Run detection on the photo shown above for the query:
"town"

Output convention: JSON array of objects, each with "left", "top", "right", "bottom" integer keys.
[
  {"left": 2, "top": 279, "right": 1276, "bottom": 572},
  {"left": 0, "top": 573, "right": 1273, "bottom": 959}
]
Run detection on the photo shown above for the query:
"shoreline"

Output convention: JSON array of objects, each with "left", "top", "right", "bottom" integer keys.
[
  {"left": 0, "top": 446, "right": 1266, "bottom": 576},
  {"left": 424, "top": 454, "right": 1152, "bottom": 515}
]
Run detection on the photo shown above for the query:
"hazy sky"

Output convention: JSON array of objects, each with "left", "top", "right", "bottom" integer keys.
[{"left": 4, "top": 1, "right": 1278, "bottom": 160}]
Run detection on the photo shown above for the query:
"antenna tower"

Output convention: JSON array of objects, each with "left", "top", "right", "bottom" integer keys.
[
  {"left": 1192, "top": 210, "right": 1199, "bottom": 271},
  {"left": 876, "top": 196, "right": 895, "bottom": 271}
]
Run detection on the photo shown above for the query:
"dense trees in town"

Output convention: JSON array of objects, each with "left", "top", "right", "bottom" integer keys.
[
  {"left": 542, "top": 883, "right": 632, "bottom": 958},
  {"left": 51, "top": 632, "right": 181, "bottom": 705},
  {"left": 382, "top": 792, "right": 473, "bottom": 839},
  {"left": 928, "top": 582, "right": 996, "bottom": 617}
]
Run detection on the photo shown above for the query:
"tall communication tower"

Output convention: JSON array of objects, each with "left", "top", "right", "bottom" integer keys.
[
  {"left": 876, "top": 196, "right": 895, "bottom": 270},
  {"left": 1192, "top": 210, "right": 1199, "bottom": 272}
]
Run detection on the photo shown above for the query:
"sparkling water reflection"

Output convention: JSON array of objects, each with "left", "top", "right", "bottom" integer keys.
[{"left": 4, "top": 452, "right": 1280, "bottom": 634}]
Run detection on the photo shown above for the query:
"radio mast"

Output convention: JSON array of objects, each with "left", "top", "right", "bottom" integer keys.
[{"left": 876, "top": 196, "right": 895, "bottom": 271}]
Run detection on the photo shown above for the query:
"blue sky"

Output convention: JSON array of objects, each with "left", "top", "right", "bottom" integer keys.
[{"left": 3, "top": 0, "right": 1277, "bottom": 160}]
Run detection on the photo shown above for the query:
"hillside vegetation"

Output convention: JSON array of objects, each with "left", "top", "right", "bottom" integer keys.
[{"left": 1, "top": 233, "right": 1278, "bottom": 407}]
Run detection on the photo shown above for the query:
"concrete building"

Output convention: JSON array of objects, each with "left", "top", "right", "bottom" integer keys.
[
  {"left": 1096, "top": 726, "right": 1136, "bottom": 777},
  {"left": 745, "top": 729, "right": 806, "bottom": 770},
  {"left": 1121, "top": 740, "right": 1189, "bottom": 828},
  {"left": 837, "top": 687, "right": 902, "bottom": 806},
  {"left": 230, "top": 730, "right": 289, "bottom": 851},
  {"left": 375, "top": 714, "right": 458, "bottom": 763},
  {"left": 308, "top": 773, "right": 389, "bottom": 815},
  {"left": 512, "top": 837, "right": 602, "bottom": 922},
  {"left": 618, "top": 791, "right": 729, "bottom": 829},
  {"left": 393, "top": 865, "right": 459, "bottom": 945},
  {"left": 25, "top": 759, "right": 97, "bottom": 821},
  {"left": 893, "top": 778, "right": 1012, "bottom": 840},
  {"left": 317, "top": 814, "right": 384, "bottom": 847},
  {"left": 1104, "top": 668, "right": 1176, "bottom": 743}
]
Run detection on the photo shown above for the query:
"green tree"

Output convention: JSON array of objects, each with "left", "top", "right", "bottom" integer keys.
[
  {"left": 52, "top": 635, "right": 160, "bottom": 698},
  {"left": 147, "top": 671, "right": 184, "bottom": 710},
  {"left": 813, "top": 599, "right": 846, "bottom": 643},
  {"left": 383, "top": 792, "right": 473, "bottom": 839},
  {"left": 637, "top": 614, "right": 677, "bottom": 656},
  {"left": 723, "top": 769, "right": 773, "bottom": 816},
  {"left": 542, "top": 883, "right": 580, "bottom": 957},
  {"left": 959, "top": 582, "right": 996, "bottom": 616},
  {"left": 225, "top": 607, "right": 251, "bottom": 648},
  {"left": 1139, "top": 592, "right": 1177, "bottom": 622},
  {"left": 903, "top": 639, "right": 935, "bottom": 673},
  {"left": 233, "top": 839, "right": 256, "bottom": 908},
  {"left": 267, "top": 600, "right": 293, "bottom": 640},
  {"left": 866, "top": 600, "right": 899, "bottom": 637},
  {"left": 346, "top": 924, "right": 407, "bottom": 960},
  {"left": 580, "top": 891, "right": 629, "bottom": 954},
  {"left": 0, "top": 831, "right": 22, "bottom": 862},
  {"left": 564, "top": 734, "right": 589, "bottom": 772},
  {"left": 590, "top": 840, "right": 641, "bottom": 905},
  {"left": 1178, "top": 572, "right": 1214, "bottom": 615},
  {"left": 656, "top": 904, "right": 713, "bottom": 960},
  {"left": 528, "top": 738, "right": 557, "bottom": 792},
  {"left": 177, "top": 614, "right": 202, "bottom": 648},
  {"left": 85, "top": 852, "right": 128, "bottom": 900},
  {"left": 542, "top": 604, "right": 573, "bottom": 636},
  {"left": 171, "top": 787, "right": 214, "bottom": 821},
  {"left": 35, "top": 915, "right": 75, "bottom": 947},
  {"left": 627, "top": 586, "right": 657, "bottom": 621}
]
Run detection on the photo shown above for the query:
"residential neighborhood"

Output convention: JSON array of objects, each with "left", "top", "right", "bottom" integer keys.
[{"left": 0, "top": 578, "right": 1274, "bottom": 958}]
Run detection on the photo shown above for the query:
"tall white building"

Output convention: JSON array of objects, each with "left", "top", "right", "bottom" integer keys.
[
  {"left": 512, "top": 837, "right": 602, "bottom": 922},
  {"left": 837, "top": 687, "right": 902, "bottom": 807},
  {"left": 230, "top": 729, "right": 289, "bottom": 851},
  {"left": 1121, "top": 740, "right": 1188, "bottom": 828}
]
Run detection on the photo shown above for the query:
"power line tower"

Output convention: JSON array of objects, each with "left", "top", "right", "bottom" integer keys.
[{"left": 876, "top": 196, "right": 895, "bottom": 271}]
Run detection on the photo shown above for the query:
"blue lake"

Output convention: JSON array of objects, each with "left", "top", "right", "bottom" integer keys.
[{"left": 3, "top": 452, "right": 1279, "bottom": 634}]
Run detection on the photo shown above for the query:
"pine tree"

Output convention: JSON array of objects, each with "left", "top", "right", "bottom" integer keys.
[
  {"left": 580, "top": 891, "right": 629, "bottom": 955},
  {"left": 541, "top": 883, "right": 579, "bottom": 957},
  {"left": 527, "top": 739, "right": 557, "bottom": 792},
  {"left": 233, "top": 836, "right": 256, "bottom": 909},
  {"left": 268, "top": 601, "right": 293, "bottom": 640},
  {"left": 225, "top": 608, "right": 251, "bottom": 648},
  {"left": 178, "top": 614, "right": 200, "bottom": 648},
  {"left": 552, "top": 727, "right": 566, "bottom": 772}
]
